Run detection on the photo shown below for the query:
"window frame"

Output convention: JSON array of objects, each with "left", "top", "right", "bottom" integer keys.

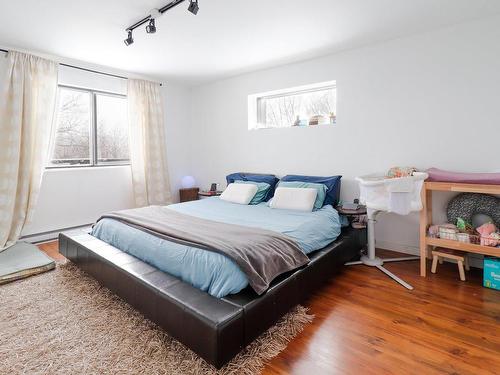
[
  {"left": 248, "top": 80, "right": 337, "bottom": 130},
  {"left": 47, "top": 84, "right": 129, "bottom": 169}
]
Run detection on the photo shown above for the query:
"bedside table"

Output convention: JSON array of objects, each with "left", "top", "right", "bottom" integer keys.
[
  {"left": 179, "top": 187, "right": 199, "bottom": 202},
  {"left": 336, "top": 204, "right": 367, "bottom": 229},
  {"left": 336, "top": 205, "right": 367, "bottom": 216},
  {"left": 198, "top": 191, "right": 222, "bottom": 199}
]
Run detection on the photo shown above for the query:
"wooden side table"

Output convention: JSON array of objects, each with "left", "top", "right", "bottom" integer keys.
[
  {"left": 179, "top": 187, "right": 199, "bottom": 202},
  {"left": 419, "top": 181, "right": 500, "bottom": 277}
]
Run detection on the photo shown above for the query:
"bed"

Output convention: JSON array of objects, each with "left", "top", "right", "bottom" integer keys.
[
  {"left": 92, "top": 197, "right": 343, "bottom": 298},
  {"left": 59, "top": 178, "right": 365, "bottom": 368}
]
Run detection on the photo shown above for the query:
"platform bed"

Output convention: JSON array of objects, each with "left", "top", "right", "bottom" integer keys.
[{"left": 59, "top": 226, "right": 365, "bottom": 369}]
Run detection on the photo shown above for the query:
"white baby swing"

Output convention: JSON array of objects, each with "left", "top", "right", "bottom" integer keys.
[{"left": 347, "top": 171, "right": 428, "bottom": 290}]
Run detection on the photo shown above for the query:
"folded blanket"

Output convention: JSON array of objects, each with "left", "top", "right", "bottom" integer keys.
[{"left": 97, "top": 206, "right": 309, "bottom": 295}]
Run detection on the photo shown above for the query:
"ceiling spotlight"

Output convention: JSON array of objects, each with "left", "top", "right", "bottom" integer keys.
[
  {"left": 124, "top": 2, "right": 201, "bottom": 45},
  {"left": 188, "top": 0, "right": 199, "bottom": 15},
  {"left": 124, "top": 30, "right": 134, "bottom": 46},
  {"left": 146, "top": 18, "right": 156, "bottom": 34}
]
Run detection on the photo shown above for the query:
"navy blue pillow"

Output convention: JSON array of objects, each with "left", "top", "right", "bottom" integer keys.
[
  {"left": 226, "top": 173, "right": 279, "bottom": 201},
  {"left": 280, "top": 175, "right": 342, "bottom": 206}
]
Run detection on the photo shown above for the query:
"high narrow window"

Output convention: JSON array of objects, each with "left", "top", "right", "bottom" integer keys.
[
  {"left": 49, "top": 86, "right": 129, "bottom": 167},
  {"left": 248, "top": 81, "right": 336, "bottom": 130}
]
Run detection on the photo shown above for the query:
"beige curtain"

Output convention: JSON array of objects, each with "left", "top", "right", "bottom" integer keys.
[
  {"left": 127, "top": 79, "right": 172, "bottom": 207},
  {"left": 0, "top": 51, "right": 58, "bottom": 250}
]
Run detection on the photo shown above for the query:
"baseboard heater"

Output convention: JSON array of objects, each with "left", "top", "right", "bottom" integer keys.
[{"left": 21, "top": 224, "right": 93, "bottom": 244}]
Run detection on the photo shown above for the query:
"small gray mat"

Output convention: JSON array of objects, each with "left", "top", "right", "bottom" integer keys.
[{"left": 0, "top": 242, "right": 55, "bottom": 285}]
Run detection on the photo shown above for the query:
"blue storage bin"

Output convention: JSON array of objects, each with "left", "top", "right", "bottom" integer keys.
[{"left": 484, "top": 257, "right": 500, "bottom": 291}]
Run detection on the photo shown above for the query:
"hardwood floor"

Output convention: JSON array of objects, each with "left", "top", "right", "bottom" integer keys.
[
  {"left": 38, "top": 241, "right": 65, "bottom": 261},
  {"left": 38, "top": 242, "right": 500, "bottom": 375}
]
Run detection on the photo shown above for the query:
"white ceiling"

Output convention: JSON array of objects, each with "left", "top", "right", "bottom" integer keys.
[{"left": 1, "top": 0, "right": 500, "bottom": 85}]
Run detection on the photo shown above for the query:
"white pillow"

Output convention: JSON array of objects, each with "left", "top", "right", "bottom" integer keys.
[
  {"left": 220, "top": 183, "right": 258, "bottom": 205},
  {"left": 269, "top": 187, "right": 318, "bottom": 212}
]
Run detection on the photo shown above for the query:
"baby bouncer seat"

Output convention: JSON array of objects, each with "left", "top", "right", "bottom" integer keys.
[{"left": 348, "top": 172, "right": 428, "bottom": 290}]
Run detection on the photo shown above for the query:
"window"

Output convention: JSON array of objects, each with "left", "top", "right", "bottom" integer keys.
[
  {"left": 49, "top": 86, "right": 129, "bottom": 167},
  {"left": 96, "top": 94, "right": 129, "bottom": 164},
  {"left": 248, "top": 81, "right": 336, "bottom": 130}
]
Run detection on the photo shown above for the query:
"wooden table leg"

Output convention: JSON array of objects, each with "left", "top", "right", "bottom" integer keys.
[
  {"left": 419, "top": 184, "right": 432, "bottom": 277},
  {"left": 458, "top": 260, "right": 466, "bottom": 281},
  {"left": 431, "top": 255, "right": 438, "bottom": 274}
]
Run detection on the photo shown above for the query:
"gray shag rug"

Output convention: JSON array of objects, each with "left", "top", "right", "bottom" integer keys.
[{"left": 0, "top": 263, "right": 313, "bottom": 375}]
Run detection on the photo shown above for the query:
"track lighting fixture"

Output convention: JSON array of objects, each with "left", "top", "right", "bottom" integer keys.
[
  {"left": 124, "top": 0, "right": 201, "bottom": 46},
  {"left": 146, "top": 18, "right": 156, "bottom": 34},
  {"left": 124, "top": 30, "right": 134, "bottom": 46},
  {"left": 188, "top": 0, "right": 199, "bottom": 15}
]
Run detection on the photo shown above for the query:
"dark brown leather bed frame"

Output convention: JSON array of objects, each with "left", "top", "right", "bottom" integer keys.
[{"left": 59, "top": 226, "right": 365, "bottom": 369}]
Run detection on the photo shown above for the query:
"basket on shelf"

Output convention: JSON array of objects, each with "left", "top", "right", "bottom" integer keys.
[{"left": 428, "top": 224, "right": 500, "bottom": 247}]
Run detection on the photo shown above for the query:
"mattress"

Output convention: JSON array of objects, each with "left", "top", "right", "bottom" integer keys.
[{"left": 92, "top": 197, "right": 342, "bottom": 297}]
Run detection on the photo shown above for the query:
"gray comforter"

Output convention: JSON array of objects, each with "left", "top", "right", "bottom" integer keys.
[{"left": 97, "top": 205, "right": 309, "bottom": 295}]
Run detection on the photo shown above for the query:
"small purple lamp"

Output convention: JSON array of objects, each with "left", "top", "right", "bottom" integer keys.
[{"left": 181, "top": 175, "right": 196, "bottom": 189}]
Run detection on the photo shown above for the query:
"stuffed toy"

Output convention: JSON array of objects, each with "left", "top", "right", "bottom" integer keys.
[
  {"left": 386, "top": 167, "right": 417, "bottom": 178},
  {"left": 476, "top": 223, "right": 499, "bottom": 246}
]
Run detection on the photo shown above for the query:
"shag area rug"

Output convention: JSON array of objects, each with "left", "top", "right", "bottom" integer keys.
[{"left": 0, "top": 263, "right": 313, "bottom": 375}]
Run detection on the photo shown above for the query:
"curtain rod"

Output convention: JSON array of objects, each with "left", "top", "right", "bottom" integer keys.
[{"left": 0, "top": 48, "right": 163, "bottom": 86}]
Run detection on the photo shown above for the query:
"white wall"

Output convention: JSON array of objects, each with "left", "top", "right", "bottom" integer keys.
[
  {"left": 21, "top": 167, "right": 135, "bottom": 235},
  {"left": 162, "top": 83, "right": 193, "bottom": 203},
  {"left": 0, "top": 54, "right": 7, "bottom": 76},
  {"left": 187, "top": 16, "right": 500, "bottom": 253}
]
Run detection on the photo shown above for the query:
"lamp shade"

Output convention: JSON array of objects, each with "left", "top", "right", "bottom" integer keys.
[{"left": 181, "top": 175, "right": 196, "bottom": 189}]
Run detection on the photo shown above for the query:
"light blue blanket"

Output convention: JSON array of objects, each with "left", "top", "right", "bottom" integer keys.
[{"left": 92, "top": 198, "right": 341, "bottom": 298}]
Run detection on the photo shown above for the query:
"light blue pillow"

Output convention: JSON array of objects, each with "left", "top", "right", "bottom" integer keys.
[
  {"left": 234, "top": 180, "right": 271, "bottom": 205},
  {"left": 276, "top": 181, "right": 328, "bottom": 210}
]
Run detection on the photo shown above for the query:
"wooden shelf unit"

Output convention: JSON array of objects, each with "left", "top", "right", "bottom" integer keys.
[{"left": 419, "top": 181, "right": 500, "bottom": 277}]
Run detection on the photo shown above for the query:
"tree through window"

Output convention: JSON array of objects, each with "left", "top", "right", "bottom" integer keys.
[
  {"left": 249, "top": 81, "right": 337, "bottom": 130},
  {"left": 50, "top": 87, "right": 129, "bottom": 167}
]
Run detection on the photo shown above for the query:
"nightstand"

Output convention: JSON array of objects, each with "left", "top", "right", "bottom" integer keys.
[
  {"left": 179, "top": 187, "right": 199, "bottom": 202},
  {"left": 336, "top": 204, "right": 367, "bottom": 229},
  {"left": 198, "top": 191, "right": 222, "bottom": 199},
  {"left": 336, "top": 204, "right": 367, "bottom": 216}
]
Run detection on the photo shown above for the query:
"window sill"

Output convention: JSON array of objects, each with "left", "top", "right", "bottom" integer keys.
[
  {"left": 249, "top": 122, "right": 337, "bottom": 130},
  {"left": 45, "top": 163, "right": 131, "bottom": 171}
]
